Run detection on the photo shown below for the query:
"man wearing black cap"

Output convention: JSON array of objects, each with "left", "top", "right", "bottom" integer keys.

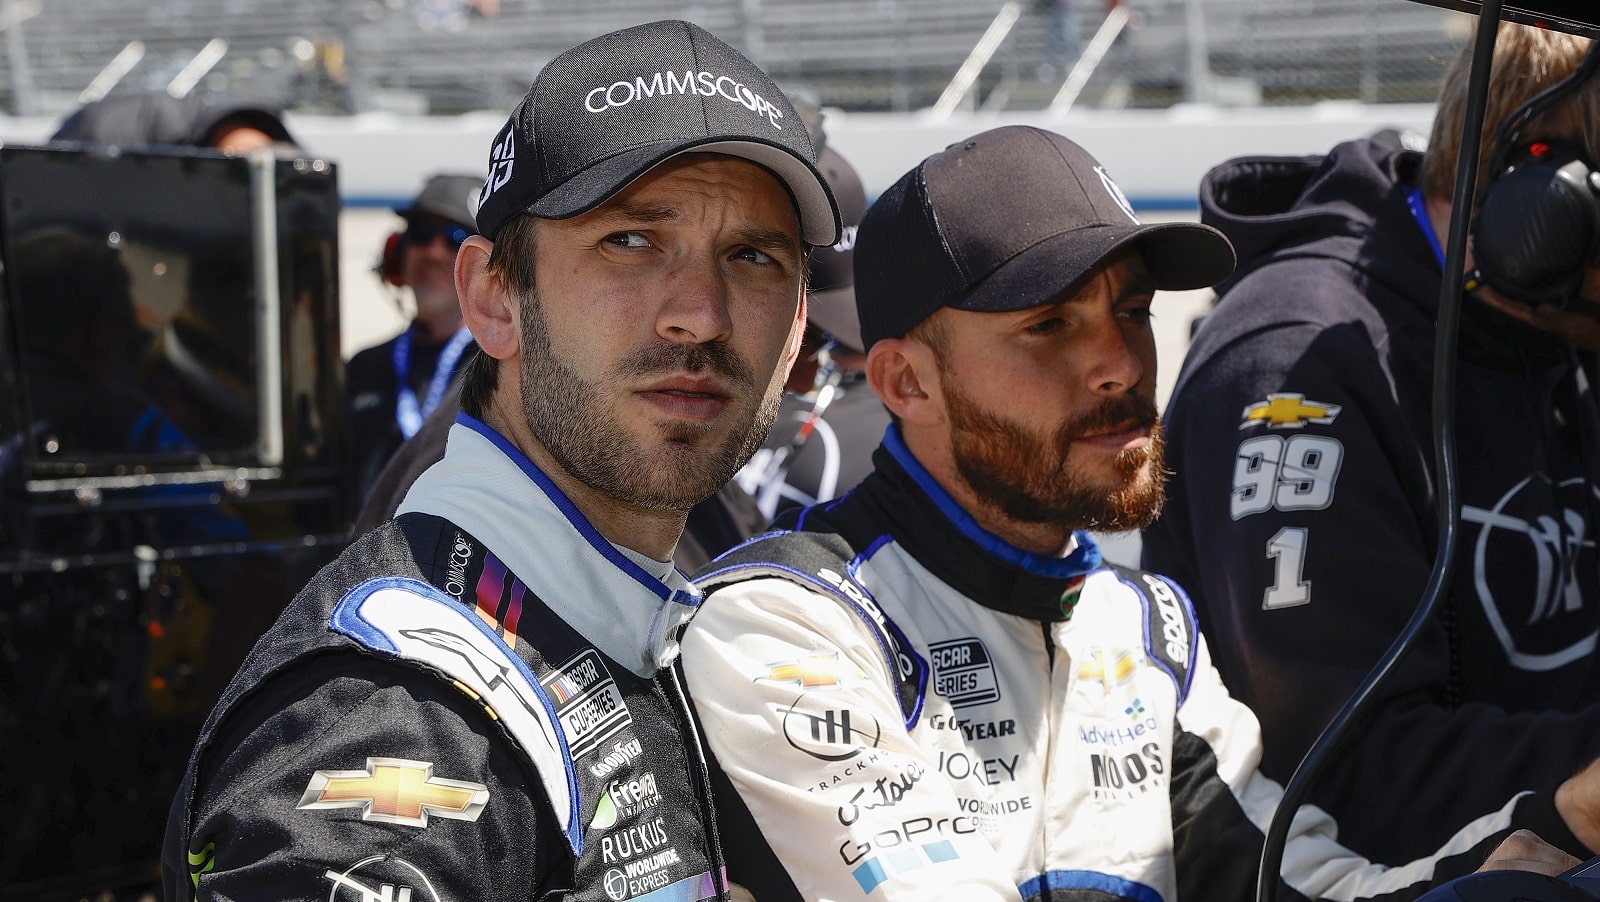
[
  {"left": 679, "top": 125, "right": 1580, "bottom": 900},
  {"left": 161, "top": 20, "right": 838, "bottom": 901},
  {"left": 734, "top": 146, "right": 889, "bottom": 519},
  {"left": 346, "top": 173, "right": 483, "bottom": 503}
]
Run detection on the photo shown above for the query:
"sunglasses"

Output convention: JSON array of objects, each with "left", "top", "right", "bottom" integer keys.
[{"left": 404, "top": 219, "right": 473, "bottom": 250}]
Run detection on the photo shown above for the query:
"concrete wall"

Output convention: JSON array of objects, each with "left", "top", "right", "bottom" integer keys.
[
  {"left": 0, "top": 101, "right": 1436, "bottom": 205},
  {"left": 0, "top": 102, "right": 1437, "bottom": 367}
]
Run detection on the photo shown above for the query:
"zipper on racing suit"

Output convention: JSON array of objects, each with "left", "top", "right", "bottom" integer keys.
[{"left": 663, "top": 660, "right": 731, "bottom": 900}]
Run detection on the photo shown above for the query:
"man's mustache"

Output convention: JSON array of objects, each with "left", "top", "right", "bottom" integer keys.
[
  {"left": 1062, "top": 394, "right": 1160, "bottom": 444},
  {"left": 615, "top": 341, "right": 755, "bottom": 390}
]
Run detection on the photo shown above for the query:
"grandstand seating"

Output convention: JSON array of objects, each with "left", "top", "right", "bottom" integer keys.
[{"left": 0, "top": 0, "right": 1469, "bottom": 119}]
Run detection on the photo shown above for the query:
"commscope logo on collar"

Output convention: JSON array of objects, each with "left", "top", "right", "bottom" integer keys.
[{"left": 583, "top": 70, "right": 786, "bottom": 129}]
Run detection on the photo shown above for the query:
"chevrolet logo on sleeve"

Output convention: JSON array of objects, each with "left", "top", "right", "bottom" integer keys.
[
  {"left": 1078, "top": 648, "right": 1138, "bottom": 691},
  {"left": 758, "top": 653, "right": 868, "bottom": 689},
  {"left": 297, "top": 758, "right": 489, "bottom": 828},
  {"left": 1239, "top": 393, "right": 1342, "bottom": 429}
]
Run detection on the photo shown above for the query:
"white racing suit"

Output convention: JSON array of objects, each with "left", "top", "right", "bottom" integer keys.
[{"left": 681, "top": 427, "right": 1545, "bottom": 901}]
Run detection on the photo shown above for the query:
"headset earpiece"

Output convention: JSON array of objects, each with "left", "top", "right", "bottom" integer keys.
[
  {"left": 1472, "top": 140, "right": 1600, "bottom": 308},
  {"left": 377, "top": 231, "right": 407, "bottom": 286},
  {"left": 1467, "top": 44, "right": 1600, "bottom": 310}
]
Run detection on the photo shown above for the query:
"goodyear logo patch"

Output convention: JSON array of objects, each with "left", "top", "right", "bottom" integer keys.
[{"left": 1239, "top": 393, "right": 1341, "bottom": 429}]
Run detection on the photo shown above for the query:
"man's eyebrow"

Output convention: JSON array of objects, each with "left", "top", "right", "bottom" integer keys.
[
  {"left": 737, "top": 228, "right": 802, "bottom": 257},
  {"left": 593, "top": 201, "right": 679, "bottom": 224}
]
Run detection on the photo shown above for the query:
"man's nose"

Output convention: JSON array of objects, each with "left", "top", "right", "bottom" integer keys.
[
  {"left": 1085, "top": 319, "right": 1147, "bottom": 395},
  {"left": 657, "top": 257, "right": 734, "bottom": 345}
]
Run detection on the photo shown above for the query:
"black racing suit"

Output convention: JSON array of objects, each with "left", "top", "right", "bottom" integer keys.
[{"left": 163, "top": 415, "right": 728, "bottom": 901}]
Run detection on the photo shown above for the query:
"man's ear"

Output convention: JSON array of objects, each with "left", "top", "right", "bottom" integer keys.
[
  {"left": 782, "top": 291, "right": 808, "bottom": 369},
  {"left": 866, "top": 336, "right": 942, "bottom": 425},
  {"left": 456, "top": 235, "right": 518, "bottom": 361}
]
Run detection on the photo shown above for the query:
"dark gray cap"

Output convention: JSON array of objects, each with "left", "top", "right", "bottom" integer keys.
[
  {"left": 806, "top": 146, "right": 869, "bottom": 352},
  {"left": 475, "top": 20, "right": 840, "bottom": 246},
  {"left": 854, "top": 125, "right": 1236, "bottom": 349},
  {"left": 398, "top": 173, "right": 484, "bottom": 229}
]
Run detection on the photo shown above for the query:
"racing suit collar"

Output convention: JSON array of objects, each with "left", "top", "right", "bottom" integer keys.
[
  {"left": 396, "top": 413, "right": 702, "bottom": 677},
  {"left": 806, "top": 425, "right": 1102, "bottom": 621}
]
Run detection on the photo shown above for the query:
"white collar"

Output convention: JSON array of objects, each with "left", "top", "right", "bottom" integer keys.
[{"left": 396, "top": 414, "right": 701, "bottom": 676}]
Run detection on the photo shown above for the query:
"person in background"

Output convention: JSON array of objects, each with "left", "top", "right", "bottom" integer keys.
[
  {"left": 735, "top": 146, "right": 888, "bottom": 520},
  {"left": 345, "top": 173, "right": 482, "bottom": 503},
  {"left": 1144, "top": 21, "right": 1600, "bottom": 866}
]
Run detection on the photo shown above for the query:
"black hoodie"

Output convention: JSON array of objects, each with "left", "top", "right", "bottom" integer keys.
[{"left": 1144, "top": 138, "right": 1600, "bottom": 863}]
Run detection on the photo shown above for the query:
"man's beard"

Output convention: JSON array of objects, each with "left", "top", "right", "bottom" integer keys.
[
  {"left": 944, "top": 383, "right": 1166, "bottom": 533},
  {"left": 518, "top": 291, "right": 784, "bottom": 512}
]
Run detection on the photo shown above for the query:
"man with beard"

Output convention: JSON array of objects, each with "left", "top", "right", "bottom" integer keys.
[
  {"left": 161, "top": 20, "right": 839, "bottom": 901},
  {"left": 678, "top": 125, "right": 1593, "bottom": 901}
]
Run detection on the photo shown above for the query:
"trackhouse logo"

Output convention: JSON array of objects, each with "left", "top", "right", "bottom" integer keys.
[
  {"left": 781, "top": 692, "right": 883, "bottom": 761},
  {"left": 582, "top": 69, "right": 786, "bottom": 128}
]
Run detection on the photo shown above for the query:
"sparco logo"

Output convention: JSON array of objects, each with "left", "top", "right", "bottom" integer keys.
[
  {"left": 1142, "top": 575, "right": 1190, "bottom": 666},
  {"left": 589, "top": 738, "right": 643, "bottom": 779},
  {"left": 583, "top": 70, "right": 785, "bottom": 128},
  {"left": 817, "top": 567, "right": 918, "bottom": 681},
  {"left": 444, "top": 533, "right": 473, "bottom": 598}
]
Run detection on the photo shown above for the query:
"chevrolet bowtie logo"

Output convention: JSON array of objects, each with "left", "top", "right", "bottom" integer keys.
[
  {"left": 297, "top": 758, "right": 489, "bottom": 828},
  {"left": 759, "top": 653, "right": 867, "bottom": 689},
  {"left": 1239, "top": 393, "right": 1342, "bottom": 429},
  {"left": 1078, "top": 649, "right": 1138, "bottom": 691}
]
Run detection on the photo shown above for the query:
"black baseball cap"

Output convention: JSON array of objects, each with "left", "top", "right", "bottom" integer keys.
[
  {"left": 806, "top": 146, "right": 868, "bottom": 352},
  {"left": 398, "top": 173, "right": 483, "bottom": 229},
  {"left": 476, "top": 20, "right": 840, "bottom": 247},
  {"left": 854, "top": 125, "right": 1236, "bottom": 349}
]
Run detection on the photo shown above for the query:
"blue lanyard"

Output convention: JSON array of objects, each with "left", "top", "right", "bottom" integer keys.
[
  {"left": 392, "top": 324, "right": 473, "bottom": 439},
  {"left": 1405, "top": 187, "right": 1448, "bottom": 272}
]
